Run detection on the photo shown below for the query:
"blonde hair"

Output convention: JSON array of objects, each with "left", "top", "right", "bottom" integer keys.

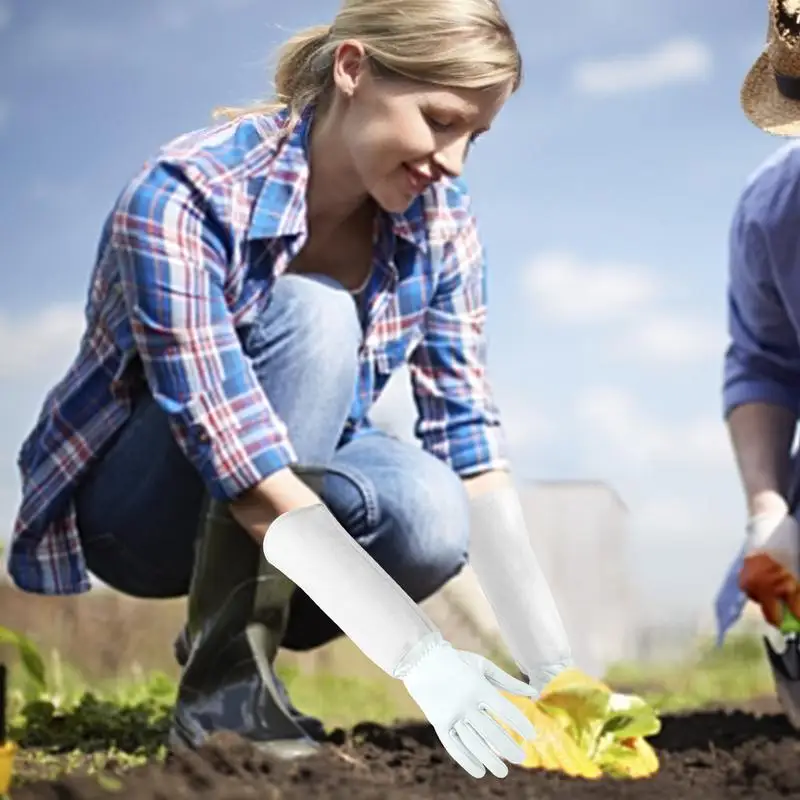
[{"left": 213, "top": 0, "right": 522, "bottom": 129}]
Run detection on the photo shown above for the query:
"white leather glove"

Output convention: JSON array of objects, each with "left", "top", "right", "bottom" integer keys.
[
  {"left": 467, "top": 483, "right": 573, "bottom": 693},
  {"left": 746, "top": 510, "right": 800, "bottom": 577},
  {"left": 262, "top": 503, "right": 537, "bottom": 779},
  {"left": 399, "top": 633, "right": 537, "bottom": 778}
]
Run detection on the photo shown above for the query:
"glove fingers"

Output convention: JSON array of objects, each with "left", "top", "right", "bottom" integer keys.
[
  {"left": 481, "top": 695, "right": 537, "bottom": 744},
  {"left": 455, "top": 719, "right": 508, "bottom": 779},
  {"left": 468, "top": 708, "right": 526, "bottom": 765},
  {"left": 441, "top": 727, "right": 486, "bottom": 779}
]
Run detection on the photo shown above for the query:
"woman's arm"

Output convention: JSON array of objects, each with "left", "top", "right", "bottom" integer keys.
[
  {"left": 408, "top": 198, "right": 572, "bottom": 689},
  {"left": 112, "top": 160, "right": 319, "bottom": 541}
]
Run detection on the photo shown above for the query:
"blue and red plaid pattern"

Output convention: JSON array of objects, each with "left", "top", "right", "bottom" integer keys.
[{"left": 8, "top": 105, "right": 510, "bottom": 595}]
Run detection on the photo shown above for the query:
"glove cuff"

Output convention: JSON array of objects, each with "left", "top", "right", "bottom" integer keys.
[{"left": 393, "top": 631, "right": 449, "bottom": 680}]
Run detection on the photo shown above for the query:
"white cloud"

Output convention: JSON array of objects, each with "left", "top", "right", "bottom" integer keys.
[
  {"left": 524, "top": 251, "right": 660, "bottom": 324},
  {"left": 523, "top": 251, "right": 725, "bottom": 366},
  {"left": 572, "top": 37, "right": 712, "bottom": 96},
  {"left": 575, "top": 386, "right": 730, "bottom": 467},
  {"left": 0, "top": 304, "right": 85, "bottom": 381},
  {"left": 620, "top": 313, "right": 727, "bottom": 365}
]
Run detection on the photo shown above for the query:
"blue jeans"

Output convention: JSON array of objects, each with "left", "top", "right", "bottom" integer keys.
[{"left": 73, "top": 274, "right": 470, "bottom": 651}]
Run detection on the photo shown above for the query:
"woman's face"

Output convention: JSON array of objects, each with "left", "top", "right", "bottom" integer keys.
[{"left": 332, "top": 42, "right": 513, "bottom": 213}]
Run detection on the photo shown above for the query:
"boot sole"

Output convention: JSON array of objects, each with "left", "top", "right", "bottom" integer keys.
[{"left": 168, "top": 718, "right": 321, "bottom": 760}]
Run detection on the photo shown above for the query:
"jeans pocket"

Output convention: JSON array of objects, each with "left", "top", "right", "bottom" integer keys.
[{"left": 81, "top": 532, "right": 188, "bottom": 599}]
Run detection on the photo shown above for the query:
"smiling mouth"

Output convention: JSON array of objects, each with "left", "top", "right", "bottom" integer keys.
[{"left": 403, "top": 164, "right": 431, "bottom": 193}]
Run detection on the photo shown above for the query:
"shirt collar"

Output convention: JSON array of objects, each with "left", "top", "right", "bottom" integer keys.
[
  {"left": 248, "top": 104, "right": 432, "bottom": 253},
  {"left": 247, "top": 106, "right": 312, "bottom": 241}
]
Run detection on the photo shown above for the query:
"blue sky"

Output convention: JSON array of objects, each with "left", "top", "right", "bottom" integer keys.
[{"left": 0, "top": 0, "right": 789, "bottom": 625}]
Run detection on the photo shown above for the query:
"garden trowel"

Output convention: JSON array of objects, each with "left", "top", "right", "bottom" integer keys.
[
  {"left": 763, "top": 609, "right": 800, "bottom": 729},
  {"left": 715, "top": 540, "right": 800, "bottom": 729}
]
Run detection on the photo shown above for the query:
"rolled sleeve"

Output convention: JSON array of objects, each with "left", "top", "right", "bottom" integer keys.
[
  {"left": 409, "top": 209, "right": 510, "bottom": 476},
  {"left": 112, "top": 162, "right": 297, "bottom": 499},
  {"left": 723, "top": 202, "right": 800, "bottom": 419}
]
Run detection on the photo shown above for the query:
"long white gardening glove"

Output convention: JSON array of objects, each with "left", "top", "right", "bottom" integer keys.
[
  {"left": 467, "top": 483, "right": 573, "bottom": 693},
  {"left": 262, "top": 503, "right": 538, "bottom": 779}
]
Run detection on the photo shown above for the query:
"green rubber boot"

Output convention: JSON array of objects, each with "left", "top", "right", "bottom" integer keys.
[{"left": 168, "top": 495, "right": 323, "bottom": 758}]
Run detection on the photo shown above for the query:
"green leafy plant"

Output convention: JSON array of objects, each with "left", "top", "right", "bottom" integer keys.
[
  {"left": 16, "top": 692, "right": 171, "bottom": 755},
  {"left": 0, "top": 626, "right": 47, "bottom": 694},
  {"left": 539, "top": 687, "right": 661, "bottom": 756}
]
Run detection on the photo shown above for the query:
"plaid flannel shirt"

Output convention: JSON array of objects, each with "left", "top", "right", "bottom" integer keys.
[{"left": 8, "top": 105, "right": 510, "bottom": 596}]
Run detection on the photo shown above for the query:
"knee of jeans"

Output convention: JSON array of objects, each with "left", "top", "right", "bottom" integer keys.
[
  {"left": 389, "top": 463, "right": 470, "bottom": 594},
  {"left": 268, "top": 273, "right": 362, "bottom": 365}
]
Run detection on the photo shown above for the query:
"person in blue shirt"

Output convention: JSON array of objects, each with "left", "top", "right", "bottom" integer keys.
[
  {"left": 722, "top": 0, "right": 800, "bottom": 626},
  {"left": 722, "top": 142, "right": 800, "bottom": 626},
  {"left": 7, "top": 0, "right": 575, "bottom": 780},
  {"left": 717, "top": 0, "right": 800, "bottom": 727}
]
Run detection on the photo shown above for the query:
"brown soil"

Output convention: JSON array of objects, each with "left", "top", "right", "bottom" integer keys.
[{"left": 9, "top": 704, "right": 800, "bottom": 800}]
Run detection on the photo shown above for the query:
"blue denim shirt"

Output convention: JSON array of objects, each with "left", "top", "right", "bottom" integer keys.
[{"left": 723, "top": 140, "right": 800, "bottom": 419}]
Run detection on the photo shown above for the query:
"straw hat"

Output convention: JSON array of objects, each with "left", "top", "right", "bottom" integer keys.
[{"left": 742, "top": 0, "right": 800, "bottom": 136}]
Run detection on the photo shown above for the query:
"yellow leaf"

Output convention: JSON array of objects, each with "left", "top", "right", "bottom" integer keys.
[
  {"left": 501, "top": 695, "right": 603, "bottom": 779},
  {"left": 0, "top": 741, "right": 17, "bottom": 795}
]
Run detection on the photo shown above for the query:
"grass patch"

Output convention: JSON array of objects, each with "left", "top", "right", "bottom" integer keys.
[
  {"left": 5, "top": 655, "right": 419, "bottom": 743},
  {"left": 605, "top": 632, "right": 775, "bottom": 712},
  {"left": 278, "top": 663, "right": 420, "bottom": 729}
]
